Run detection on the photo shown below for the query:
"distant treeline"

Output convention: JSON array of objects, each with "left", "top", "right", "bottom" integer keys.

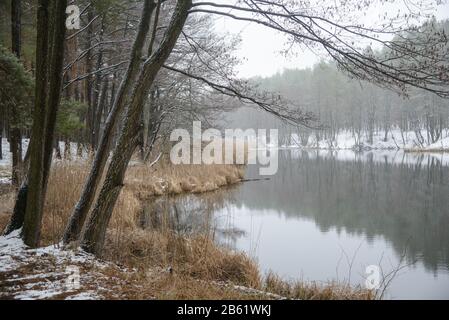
[{"left": 225, "top": 20, "right": 449, "bottom": 146}]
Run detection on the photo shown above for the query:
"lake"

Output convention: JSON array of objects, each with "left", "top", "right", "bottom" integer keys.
[{"left": 142, "top": 149, "right": 449, "bottom": 299}]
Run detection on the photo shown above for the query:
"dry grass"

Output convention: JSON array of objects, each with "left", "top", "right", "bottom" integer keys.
[
  {"left": 42, "top": 162, "right": 89, "bottom": 245},
  {"left": 38, "top": 159, "right": 245, "bottom": 245},
  {"left": 0, "top": 158, "right": 374, "bottom": 300},
  {"left": 125, "top": 161, "right": 245, "bottom": 199},
  {"left": 0, "top": 182, "right": 15, "bottom": 230}
]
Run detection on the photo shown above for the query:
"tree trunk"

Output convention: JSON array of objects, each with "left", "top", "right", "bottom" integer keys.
[
  {"left": 91, "top": 19, "right": 105, "bottom": 150},
  {"left": 10, "top": 0, "right": 23, "bottom": 186},
  {"left": 11, "top": 0, "right": 21, "bottom": 57},
  {"left": 41, "top": 0, "right": 68, "bottom": 209},
  {"left": 80, "top": 0, "right": 192, "bottom": 255},
  {"left": 63, "top": 0, "right": 157, "bottom": 244},
  {"left": 85, "top": 7, "right": 94, "bottom": 150},
  {"left": 3, "top": 180, "right": 28, "bottom": 234},
  {"left": 93, "top": 77, "right": 109, "bottom": 149},
  {"left": 19, "top": 0, "right": 51, "bottom": 244},
  {"left": 0, "top": 116, "right": 3, "bottom": 160},
  {"left": 55, "top": 139, "right": 62, "bottom": 160},
  {"left": 64, "top": 140, "right": 71, "bottom": 160},
  {"left": 21, "top": 0, "right": 67, "bottom": 247},
  {"left": 77, "top": 142, "right": 83, "bottom": 157}
]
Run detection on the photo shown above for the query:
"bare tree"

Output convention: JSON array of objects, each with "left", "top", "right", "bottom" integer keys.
[{"left": 190, "top": 1, "right": 449, "bottom": 98}]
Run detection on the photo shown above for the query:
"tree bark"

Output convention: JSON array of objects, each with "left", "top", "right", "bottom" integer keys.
[
  {"left": 3, "top": 180, "right": 29, "bottom": 235},
  {"left": 0, "top": 116, "right": 3, "bottom": 160},
  {"left": 85, "top": 7, "right": 94, "bottom": 150},
  {"left": 80, "top": 0, "right": 192, "bottom": 255},
  {"left": 41, "top": 0, "right": 68, "bottom": 217},
  {"left": 19, "top": 0, "right": 50, "bottom": 244},
  {"left": 62, "top": 0, "right": 157, "bottom": 244},
  {"left": 10, "top": 0, "right": 23, "bottom": 186},
  {"left": 93, "top": 77, "right": 109, "bottom": 150},
  {"left": 91, "top": 17, "right": 105, "bottom": 150},
  {"left": 11, "top": 0, "right": 21, "bottom": 56}
]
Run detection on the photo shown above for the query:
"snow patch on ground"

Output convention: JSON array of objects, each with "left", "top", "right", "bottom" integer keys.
[
  {"left": 423, "top": 136, "right": 449, "bottom": 151},
  {"left": 0, "top": 230, "right": 27, "bottom": 272},
  {"left": 0, "top": 231, "right": 111, "bottom": 300}
]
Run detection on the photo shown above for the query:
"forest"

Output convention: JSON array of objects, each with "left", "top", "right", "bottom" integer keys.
[{"left": 227, "top": 19, "right": 449, "bottom": 150}]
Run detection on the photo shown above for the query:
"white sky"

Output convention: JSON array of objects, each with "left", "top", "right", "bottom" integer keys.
[{"left": 211, "top": 1, "right": 449, "bottom": 78}]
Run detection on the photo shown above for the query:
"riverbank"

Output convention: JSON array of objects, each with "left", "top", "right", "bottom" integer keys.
[{"left": 0, "top": 160, "right": 374, "bottom": 300}]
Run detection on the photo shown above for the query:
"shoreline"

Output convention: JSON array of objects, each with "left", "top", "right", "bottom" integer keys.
[{"left": 0, "top": 161, "right": 375, "bottom": 300}]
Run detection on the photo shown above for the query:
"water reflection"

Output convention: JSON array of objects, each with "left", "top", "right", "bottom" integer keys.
[
  {"left": 237, "top": 150, "right": 449, "bottom": 274},
  {"left": 140, "top": 191, "right": 246, "bottom": 241},
  {"left": 142, "top": 150, "right": 449, "bottom": 299}
]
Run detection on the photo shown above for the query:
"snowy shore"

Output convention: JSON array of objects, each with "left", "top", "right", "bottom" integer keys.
[{"left": 285, "top": 129, "right": 449, "bottom": 151}]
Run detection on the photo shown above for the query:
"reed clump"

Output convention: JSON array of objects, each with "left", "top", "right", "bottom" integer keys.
[
  {"left": 0, "top": 158, "right": 374, "bottom": 300},
  {"left": 263, "top": 272, "right": 375, "bottom": 300},
  {"left": 125, "top": 162, "right": 245, "bottom": 199}
]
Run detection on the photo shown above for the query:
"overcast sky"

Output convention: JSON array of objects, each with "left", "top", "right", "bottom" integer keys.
[{"left": 212, "top": 1, "right": 449, "bottom": 78}]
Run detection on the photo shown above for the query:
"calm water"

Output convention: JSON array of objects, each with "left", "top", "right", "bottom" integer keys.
[{"left": 143, "top": 150, "right": 449, "bottom": 299}]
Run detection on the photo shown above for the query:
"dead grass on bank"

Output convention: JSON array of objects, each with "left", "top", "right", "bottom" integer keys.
[
  {"left": 263, "top": 272, "right": 374, "bottom": 300},
  {"left": 0, "top": 159, "right": 374, "bottom": 300},
  {"left": 0, "top": 182, "right": 15, "bottom": 231},
  {"left": 125, "top": 162, "right": 245, "bottom": 200},
  {"left": 38, "top": 160, "right": 245, "bottom": 245}
]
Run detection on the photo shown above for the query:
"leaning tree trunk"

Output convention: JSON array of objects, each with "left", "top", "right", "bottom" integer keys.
[
  {"left": 63, "top": 0, "right": 157, "bottom": 244},
  {"left": 3, "top": 123, "right": 30, "bottom": 234},
  {"left": 0, "top": 114, "right": 3, "bottom": 160},
  {"left": 80, "top": 0, "right": 192, "bottom": 255},
  {"left": 93, "top": 77, "right": 109, "bottom": 151},
  {"left": 22, "top": 0, "right": 67, "bottom": 247},
  {"left": 3, "top": 179, "right": 28, "bottom": 234},
  {"left": 91, "top": 17, "right": 108, "bottom": 150},
  {"left": 85, "top": 6, "right": 94, "bottom": 150}
]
